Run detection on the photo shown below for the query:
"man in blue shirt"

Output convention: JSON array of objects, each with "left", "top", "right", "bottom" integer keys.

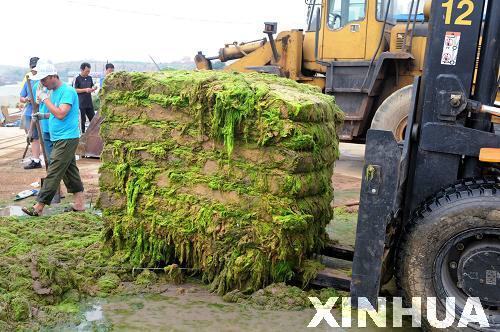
[
  {"left": 19, "top": 57, "right": 42, "bottom": 169},
  {"left": 23, "top": 61, "right": 85, "bottom": 216}
]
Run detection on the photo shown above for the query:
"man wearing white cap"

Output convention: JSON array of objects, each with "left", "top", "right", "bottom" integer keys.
[{"left": 22, "top": 61, "right": 85, "bottom": 216}]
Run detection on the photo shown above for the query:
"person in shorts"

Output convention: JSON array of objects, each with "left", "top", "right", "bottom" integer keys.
[{"left": 19, "top": 57, "right": 42, "bottom": 169}]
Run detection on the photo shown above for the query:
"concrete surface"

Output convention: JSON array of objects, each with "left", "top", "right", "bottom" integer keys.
[
  {"left": 335, "top": 143, "right": 365, "bottom": 179},
  {"left": 0, "top": 127, "right": 27, "bottom": 159}
]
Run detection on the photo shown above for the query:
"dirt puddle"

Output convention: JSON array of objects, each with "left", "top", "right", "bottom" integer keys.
[{"left": 60, "top": 291, "right": 317, "bottom": 331}]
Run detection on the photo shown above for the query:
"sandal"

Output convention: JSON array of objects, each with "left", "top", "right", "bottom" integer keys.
[
  {"left": 63, "top": 206, "right": 85, "bottom": 213},
  {"left": 22, "top": 206, "right": 42, "bottom": 217}
]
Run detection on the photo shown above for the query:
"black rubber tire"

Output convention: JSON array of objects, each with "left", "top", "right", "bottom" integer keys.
[
  {"left": 396, "top": 178, "right": 500, "bottom": 331},
  {"left": 370, "top": 85, "right": 412, "bottom": 141}
]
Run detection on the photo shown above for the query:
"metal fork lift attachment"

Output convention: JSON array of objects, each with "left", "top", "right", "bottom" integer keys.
[{"left": 311, "top": 0, "right": 500, "bottom": 310}]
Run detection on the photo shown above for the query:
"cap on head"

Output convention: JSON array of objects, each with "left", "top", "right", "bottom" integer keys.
[
  {"left": 29, "top": 57, "right": 39, "bottom": 69},
  {"left": 31, "top": 60, "right": 58, "bottom": 81}
]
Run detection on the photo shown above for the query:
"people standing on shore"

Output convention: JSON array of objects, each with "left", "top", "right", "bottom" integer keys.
[
  {"left": 73, "top": 62, "right": 96, "bottom": 133},
  {"left": 20, "top": 57, "right": 42, "bottom": 169},
  {"left": 23, "top": 61, "right": 85, "bottom": 216}
]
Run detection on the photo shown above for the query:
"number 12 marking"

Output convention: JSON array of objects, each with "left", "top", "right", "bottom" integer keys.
[{"left": 442, "top": 0, "right": 474, "bottom": 26}]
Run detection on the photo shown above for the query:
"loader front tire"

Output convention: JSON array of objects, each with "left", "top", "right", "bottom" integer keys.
[{"left": 370, "top": 85, "right": 413, "bottom": 142}]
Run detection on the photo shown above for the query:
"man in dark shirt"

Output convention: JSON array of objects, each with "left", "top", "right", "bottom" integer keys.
[{"left": 73, "top": 62, "right": 96, "bottom": 133}]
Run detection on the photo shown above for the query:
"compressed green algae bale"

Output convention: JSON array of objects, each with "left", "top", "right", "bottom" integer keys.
[{"left": 99, "top": 70, "right": 343, "bottom": 294}]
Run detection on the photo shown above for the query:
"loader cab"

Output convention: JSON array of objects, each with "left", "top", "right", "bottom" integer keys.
[
  {"left": 303, "top": 0, "right": 426, "bottom": 141},
  {"left": 304, "top": 0, "right": 425, "bottom": 63},
  {"left": 321, "top": 0, "right": 368, "bottom": 59}
]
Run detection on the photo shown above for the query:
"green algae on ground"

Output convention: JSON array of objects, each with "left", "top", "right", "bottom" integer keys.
[
  {"left": 0, "top": 213, "right": 106, "bottom": 330},
  {"left": 99, "top": 70, "right": 343, "bottom": 296},
  {"left": 327, "top": 207, "right": 359, "bottom": 248},
  {"left": 97, "top": 273, "right": 121, "bottom": 293},
  {"left": 0, "top": 213, "right": 194, "bottom": 330},
  {"left": 223, "top": 283, "right": 341, "bottom": 311},
  {"left": 134, "top": 269, "right": 157, "bottom": 286},
  {"left": 0, "top": 213, "right": 158, "bottom": 330}
]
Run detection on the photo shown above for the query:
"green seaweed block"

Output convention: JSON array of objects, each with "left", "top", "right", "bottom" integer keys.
[{"left": 99, "top": 70, "right": 344, "bottom": 295}]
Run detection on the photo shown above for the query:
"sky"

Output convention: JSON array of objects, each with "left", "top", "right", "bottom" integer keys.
[{"left": 0, "top": 0, "right": 308, "bottom": 67}]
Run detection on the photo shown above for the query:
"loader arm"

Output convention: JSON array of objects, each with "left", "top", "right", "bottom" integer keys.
[
  {"left": 223, "top": 41, "right": 273, "bottom": 73},
  {"left": 196, "top": 30, "right": 315, "bottom": 83}
]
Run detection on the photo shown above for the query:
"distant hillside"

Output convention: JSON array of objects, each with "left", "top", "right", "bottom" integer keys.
[
  {"left": 0, "top": 65, "right": 25, "bottom": 85},
  {"left": 0, "top": 58, "right": 223, "bottom": 86},
  {"left": 55, "top": 57, "right": 196, "bottom": 74}
]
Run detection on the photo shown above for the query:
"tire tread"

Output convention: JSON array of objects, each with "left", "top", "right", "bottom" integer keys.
[
  {"left": 396, "top": 177, "right": 500, "bottom": 331},
  {"left": 396, "top": 177, "right": 500, "bottom": 294}
]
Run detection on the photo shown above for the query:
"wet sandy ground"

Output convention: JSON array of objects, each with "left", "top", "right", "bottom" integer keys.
[
  {"left": 66, "top": 282, "right": 417, "bottom": 332},
  {"left": 84, "top": 287, "right": 320, "bottom": 332}
]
